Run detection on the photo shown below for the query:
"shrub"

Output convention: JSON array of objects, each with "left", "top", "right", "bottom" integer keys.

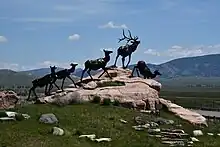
[
  {"left": 91, "top": 95, "right": 101, "bottom": 104},
  {"left": 102, "top": 98, "right": 111, "bottom": 106},
  {"left": 113, "top": 99, "right": 120, "bottom": 106},
  {"left": 97, "top": 81, "right": 125, "bottom": 87}
]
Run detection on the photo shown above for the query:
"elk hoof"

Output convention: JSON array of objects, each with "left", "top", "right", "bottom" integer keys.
[
  {"left": 128, "top": 75, "right": 133, "bottom": 78},
  {"left": 110, "top": 65, "right": 117, "bottom": 68}
]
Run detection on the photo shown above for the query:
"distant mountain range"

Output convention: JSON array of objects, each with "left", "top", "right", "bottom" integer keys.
[
  {"left": 143, "top": 54, "right": 220, "bottom": 78},
  {"left": 1, "top": 54, "right": 220, "bottom": 88}
]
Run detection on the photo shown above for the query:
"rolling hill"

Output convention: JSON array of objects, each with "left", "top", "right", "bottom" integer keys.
[
  {"left": 1, "top": 54, "right": 220, "bottom": 89},
  {"left": 0, "top": 69, "right": 79, "bottom": 88},
  {"left": 129, "top": 54, "right": 220, "bottom": 78},
  {"left": 0, "top": 69, "right": 35, "bottom": 87}
]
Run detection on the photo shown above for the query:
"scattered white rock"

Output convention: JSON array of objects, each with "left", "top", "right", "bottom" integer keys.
[
  {"left": 0, "top": 111, "right": 30, "bottom": 121},
  {"left": 120, "top": 119, "right": 127, "bottom": 124},
  {"left": 193, "top": 130, "right": 203, "bottom": 136},
  {"left": 132, "top": 126, "right": 144, "bottom": 131},
  {"left": 0, "top": 117, "right": 15, "bottom": 121},
  {"left": 190, "top": 137, "right": 199, "bottom": 142},
  {"left": 207, "top": 133, "right": 214, "bottom": 136},
  {"left": 79, "top": 134, "right": 96, "bottom": 140},
  {"left": 79, "top": 134, "right": 112, "bottom": 142},
  {"left": 52, "top": 127, "right": 64, "bottom": 136},
  {"left": 148, "top": 128, "right": 161, "bottom": 133},
  {"left": 94, "top": 138, "right": 112, "bottom": 142},
  {"left": 148, "top": 134, "right": 162, "bottom": 138},
  {"left": 39, "top": 113, "right": 58, "bottom": 124},
  {"left": 140, "top": 110, "right": 151, "bottom": 114}
]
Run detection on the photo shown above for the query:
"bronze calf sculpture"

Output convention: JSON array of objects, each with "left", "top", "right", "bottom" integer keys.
[
  {"left": 130, "top": 61, "right": 162, "bottom": 79},
  {"left": 48, "top": 63, "right": 78, "bottom": 94},
  {"left": 27, "top": 66, "right": 59, "bottom": 100}
]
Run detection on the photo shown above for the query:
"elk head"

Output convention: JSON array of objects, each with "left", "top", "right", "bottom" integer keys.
[{"left": 118, "top": 29, "right": 140, "bottom": 45}]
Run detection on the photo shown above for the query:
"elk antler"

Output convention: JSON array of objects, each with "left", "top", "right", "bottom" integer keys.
[
  {"left": 128, "top": 30, "right": 134, "bottom": 40},
  {"left": 118, "top": 29, "right": 132, "bottom": 43}
]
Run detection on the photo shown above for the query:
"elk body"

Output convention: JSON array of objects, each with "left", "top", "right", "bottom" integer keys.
[
  {"left": 113, "top": 29, "right": 140, "bottom": 69},
  {"left": 130, "top": 61, "right": 162, "bottom": 79},
  {"left": 48, "top": 63, "right": 78, "bottom": 93},
  {"left": 27, "top": 66, "right": 59, "bottom": 100},
  {"left": 80, "top": 49, "right": 113, "bottom": 82}
]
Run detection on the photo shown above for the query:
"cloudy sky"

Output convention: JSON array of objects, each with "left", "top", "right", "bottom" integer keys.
[{"left": 0, "top": 0, "right": 219, "bottom": 71}]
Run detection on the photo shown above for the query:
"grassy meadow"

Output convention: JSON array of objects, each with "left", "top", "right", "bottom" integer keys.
[{"left": 1, "top": 103, "right": 220, "bottom": 147}]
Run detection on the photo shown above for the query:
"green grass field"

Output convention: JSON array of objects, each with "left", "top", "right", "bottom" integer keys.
[{"left": 1, "top": 103, "right": 220, "bottom": 147}]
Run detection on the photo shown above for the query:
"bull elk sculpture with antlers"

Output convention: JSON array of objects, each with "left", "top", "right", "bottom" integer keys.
[{"left": 113, "top": 29, "right": 140, "bottom": 69}]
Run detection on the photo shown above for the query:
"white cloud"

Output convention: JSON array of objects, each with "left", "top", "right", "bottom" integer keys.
[
  {"left": 144, "top": 49, "right": 161, "bottom": 56},
  {"left": 144, "top": 44, "right": 220, "bottom": 58},
  {"left": 0, "top": 36, "right": 8, "bottom": 43},
  {"left": 68, "top": 34, "right": 80, "bottom": 41},
  {"left": 99, "top": 21, "right": 128, "bottom": 29},
  {"left": 0, "top": 61, "right": 81, "bottom": 71},
  {"left": 38, "top": 61, "right": 74, "bottom": 69},
  {"left": 0, "top": 63, "right": 19, "bottom": 71},
  {"left": 100, "top": 47, "right": 115, "bottom": 52}
]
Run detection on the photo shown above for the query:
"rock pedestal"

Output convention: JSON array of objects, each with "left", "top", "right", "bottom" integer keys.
[{"left": 38, "top": 67, "right": 207, "bottom": 126}]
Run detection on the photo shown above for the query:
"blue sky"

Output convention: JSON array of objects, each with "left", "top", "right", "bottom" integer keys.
[{"left": 0, "top": 0, "right": 220, "bottom": 71}]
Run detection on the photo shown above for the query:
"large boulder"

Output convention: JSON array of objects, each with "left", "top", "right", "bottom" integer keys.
[
  {"left": 39, "top": 68, "right": 161, "bottom": 110},
  {"left": 0, "top": 90, "right": 19, "bottom": 109},
  {"left": 38, "top": 67, "right": 207, "bottom": 126}
]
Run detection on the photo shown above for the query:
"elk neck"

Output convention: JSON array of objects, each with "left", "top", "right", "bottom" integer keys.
[
  {"left": 130, "top": 42, "right": 139, "bottom": 52},
  {"left": 103, "top": 54, "right": 110, "bottom": 63},
  {"left": 50, "top": 69, "right": 57, "bottom": 77},
  {"left": 67, "top": 67, "right": 75, "bottom": 73},
  {"left": 151, "top": 73, "right": 157, "bottom": 78}
]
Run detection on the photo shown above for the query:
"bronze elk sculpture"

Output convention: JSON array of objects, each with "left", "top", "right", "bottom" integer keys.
[
  {"left": 27, "top": 66, "right": 60, "bottom": 100},
  {"left": 80, "top": 49, "right": 113, "bottom": 82},
  {"left": 113, "top": 29, "right": 140, "bottom": 69},
  {"left": 130, "top": 61, "right": 162, "bottom": 79},
  {"left": 47, "top": 63, "right": 78, "bottom": 94}
]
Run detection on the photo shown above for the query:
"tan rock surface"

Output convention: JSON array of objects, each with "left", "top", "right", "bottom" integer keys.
[
  {"left": 38, "top": 67, "right": 207, "bottom": 126},
  {"left": 0, "top": 90, "right": 19, "bottom": 109},
  {"left": 160, "top": 98, "right": 208, "bottom": 126}
]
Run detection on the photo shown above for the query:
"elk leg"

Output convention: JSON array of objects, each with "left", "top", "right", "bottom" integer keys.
[
  {"left": 27, "top": 87, "right": 33, "bottom": 101},
  {"left": 61, "top": 77, "right": 66, "bottom": 91},
  {"left": 67, "top": 75, "right": 77, "bottom": 88},
  {"left": 113, "top": 54, "right": 119, "bottom": 67},
  {"left": 98, "top": 70, "right": 105, "bottom": 78},
  {"left": 33, "top": 88, "right": 38, "bottom": 100},
  {"left": 125, "top": 55, "right": 131, "bottom": 68},
  {"left": 44, "top": 84, "right": 48, "bottom": 96},
  {"left": 136, "top": 68, "right": 140, "bottom": 77},
  {"left": 122, "top": 57, "right": 125, "bottom": 69},
  {"left": 130, "top": 66, "right": 136, "bottom": 77},
  {"left": 48, "top": 83, "right": 53, "bottom": 95},
  {"left": 80, "top": 69, "right": 87, "bottom": 82},
  {"left": 103, "top": 68, "right": 112, "bottom": 79},
  {"left": 53, "top": 81, "right": 60, "bottom": 90},
  {"left": 87, "top": 69, "right": 93, "bottom": 80}
]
